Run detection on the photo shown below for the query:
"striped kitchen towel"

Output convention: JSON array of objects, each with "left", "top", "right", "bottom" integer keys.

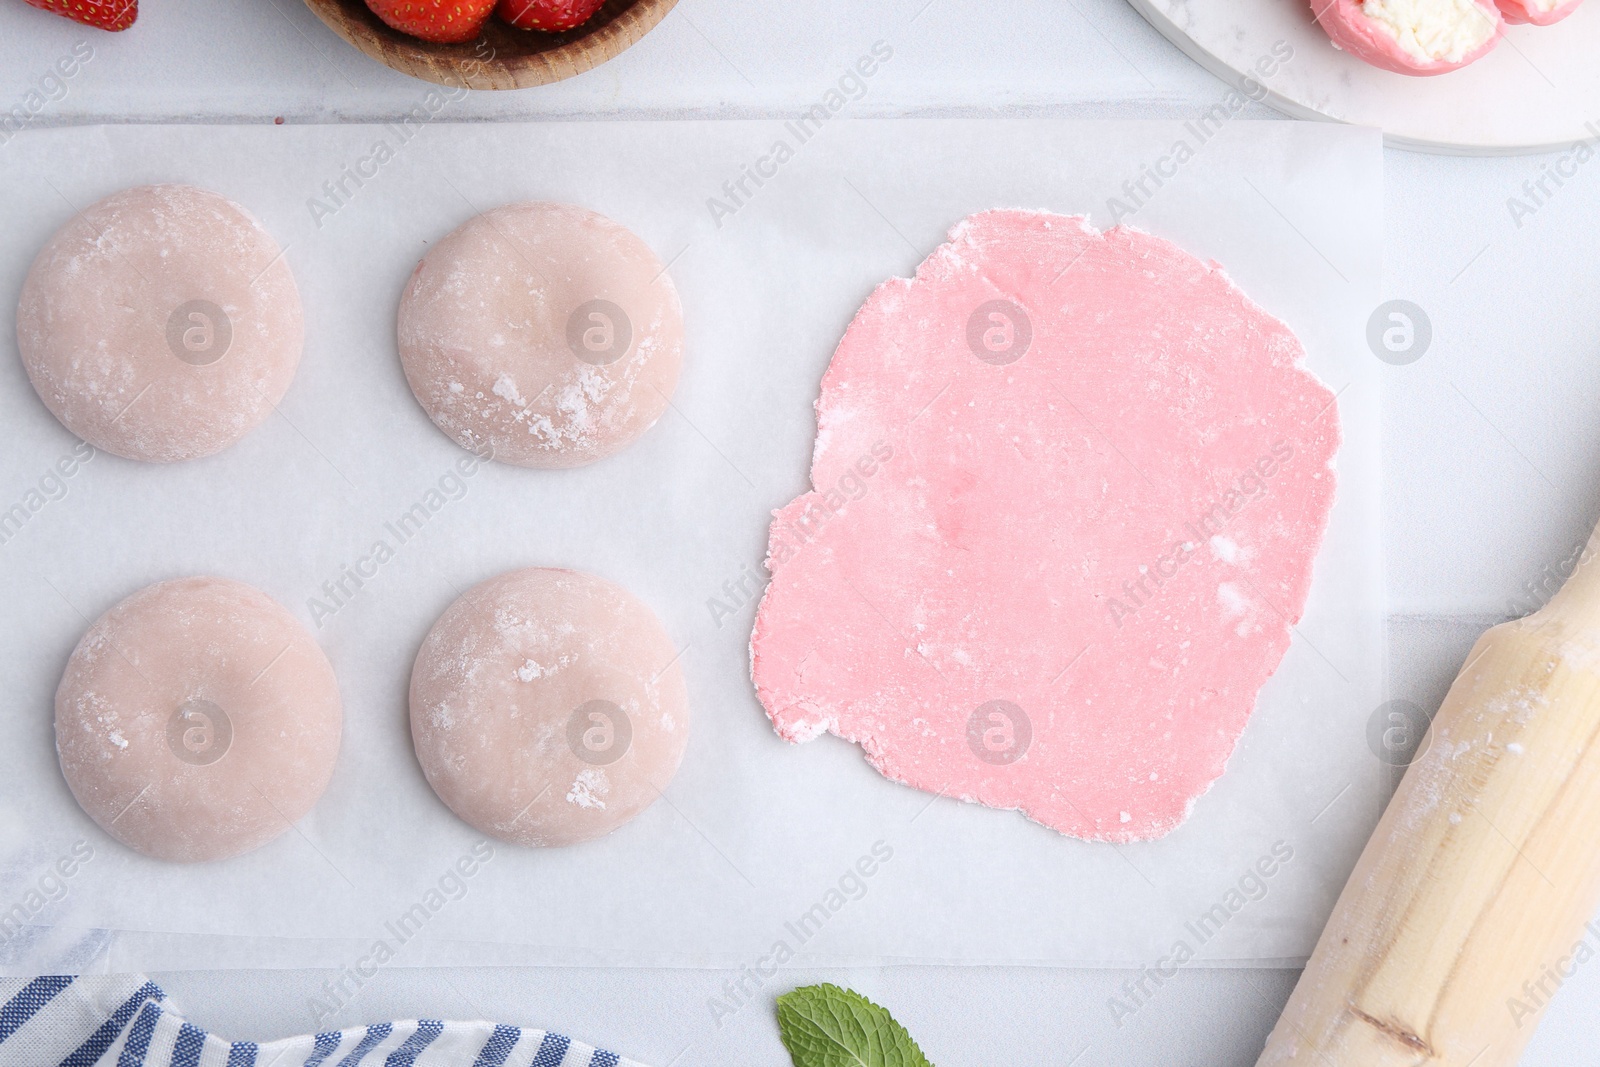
[{"left": 0, "top": 975, "right": 647, "bottom": 1067}]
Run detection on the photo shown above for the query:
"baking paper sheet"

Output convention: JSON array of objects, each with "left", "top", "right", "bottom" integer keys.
[{"left": 0, "top": 119, "right": 1383, "bottom": 972}]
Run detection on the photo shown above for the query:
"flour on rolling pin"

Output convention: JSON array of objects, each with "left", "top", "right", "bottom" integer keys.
[{"left": 1260, "top": 531, "right": 1600, "bottom": 1065}]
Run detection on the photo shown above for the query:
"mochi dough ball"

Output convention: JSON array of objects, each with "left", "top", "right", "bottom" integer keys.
[
  {"left": 16, "top": 184, "right": 304, "bottom": 462},
  {"left": 409, "top": 567, "right": 690, "bottom": 846},
  {"left": 397, "top": 202, "right": 684, "bottom": 468},
  {"left": 54, "top": 576, "right": 342, "bottom": 862}
]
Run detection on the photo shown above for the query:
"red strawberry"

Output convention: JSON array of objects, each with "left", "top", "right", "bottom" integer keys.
[
  {"left": 366, "top": 0, "right": 494, "bottom": 43},
  {"left": 22, "top": 0, "right": 137, "bottom": 31},
  {"left": 496, "top": 0, "right": 604, "bottom": 32}
]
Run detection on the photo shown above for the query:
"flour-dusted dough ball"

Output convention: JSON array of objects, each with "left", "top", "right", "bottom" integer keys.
[
  {"left": 410, "top": 567, "right": 690, "bottom": 847},
  {"left": 397, "top": 202, "right": 684, "bottom": 469},
  {"left": 16, "top": 184, "right": 303, "bottom": 463},
  {"left": 55, "top": 577, "right": 342, "bottom": 862}
]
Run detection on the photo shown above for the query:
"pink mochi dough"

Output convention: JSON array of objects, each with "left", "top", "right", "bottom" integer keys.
[
  {"left": 1314, "top": 0, "right": 1501, "bottom": 76},
  {"left": 750, "top": 210, "right": 1340, "bottom": 843},
  {"left": 1496, "top": 0, "right": 1582, "bottom": 24}
]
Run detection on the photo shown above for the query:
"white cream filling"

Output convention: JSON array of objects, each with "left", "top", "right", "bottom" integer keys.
[{"left": 1361, "top": 0, "right": 1497, "bottom": 63}]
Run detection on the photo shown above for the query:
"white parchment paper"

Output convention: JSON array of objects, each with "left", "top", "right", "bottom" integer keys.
[{"left": 0, "top": 119, "right": 1383, "bottom": 973}]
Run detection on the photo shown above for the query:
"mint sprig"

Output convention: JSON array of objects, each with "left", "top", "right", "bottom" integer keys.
[{"left": 776, "top": 983, "right": 934, "bottom": 1067}]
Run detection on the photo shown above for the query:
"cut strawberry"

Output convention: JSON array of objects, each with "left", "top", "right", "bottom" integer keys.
[
  {"left": 22, "top": 0, "right": 137, "bottom": 31},
  {"left": 366, "top": 0, "right": 495, "bottom": 43},
  {"left": 496, "top": 0, "right": 605, "bottom": 32}
]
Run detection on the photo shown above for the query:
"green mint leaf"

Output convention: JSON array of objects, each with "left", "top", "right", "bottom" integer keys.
[{"left": 776, "top": 983, "right": 934, "bottom": 1067}]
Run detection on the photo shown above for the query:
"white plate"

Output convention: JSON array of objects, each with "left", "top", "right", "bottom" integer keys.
[{"left": 1128, "top": 0, "right": 1600, "bottom": 154}]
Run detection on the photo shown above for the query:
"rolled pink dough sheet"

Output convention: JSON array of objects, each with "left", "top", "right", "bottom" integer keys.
[
  {"left": 410, "top": 567, "right": 690, "bottom": 847},
  {"left": 750, "top": 210, "right": 1340, "bottom": 842},
  {"left": 397, "top": 202, "right": 684, "bottom": 469},
  {"left": 55, "top": 576, "right": 342, "bottom": 862},
  {"left": 16, "top": 184, "right": 303, "bottom": 463}
]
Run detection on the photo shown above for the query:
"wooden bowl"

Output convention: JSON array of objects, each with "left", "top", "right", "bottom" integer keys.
[{"left": 303, "top": 0, "right": 678, "bottom": 90}]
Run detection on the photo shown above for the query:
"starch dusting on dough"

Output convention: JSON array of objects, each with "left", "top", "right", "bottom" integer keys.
[{"left": 749, "top": 209, "right": 1340, "bottom": 843}]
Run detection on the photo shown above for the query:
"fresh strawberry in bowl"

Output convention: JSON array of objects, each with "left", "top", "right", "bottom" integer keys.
[
  {"left": 496, "top": 0, "right": 605, "bottom": 32},
  {"left": 366, "top": 0, "right": 495, "bottom": 43},
  {"left": 22, "top": 0, "right": 137, "bottom": 31}
]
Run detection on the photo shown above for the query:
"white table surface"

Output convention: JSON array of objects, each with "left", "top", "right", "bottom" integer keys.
[{"left": 6, "top": 0, "right": 1600, "bottom": 1063}]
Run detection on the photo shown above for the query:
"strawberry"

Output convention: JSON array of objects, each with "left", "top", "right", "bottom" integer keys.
[
  {"left": 22, "top": 0, "right": 137, "bottom": 31},
  {"left": 365, "top": 0, "right": 494, "bottom": 43},
  {"left": 496, "top": 0, "right": 605, "bottom": 32}
]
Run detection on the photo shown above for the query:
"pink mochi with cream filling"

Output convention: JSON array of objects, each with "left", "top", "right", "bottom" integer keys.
[
  {"left": 1496, "top": 0, "right": 1582, "bottom": 24},
  {"left": 1314, "top": 0, "right": 1501, "bottom": 76},
  {"left": 750, "top": 210, "right": 1340, "bottom": 843}
]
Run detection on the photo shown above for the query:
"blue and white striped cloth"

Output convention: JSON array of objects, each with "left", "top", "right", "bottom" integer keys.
[{"left": 0, "top": 976, "right": 647, "bottom": 1067}]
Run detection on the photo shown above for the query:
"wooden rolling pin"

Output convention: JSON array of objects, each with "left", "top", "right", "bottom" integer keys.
[{"left": 1258, "top": 529, "right": 1600, "bottom": 1066}]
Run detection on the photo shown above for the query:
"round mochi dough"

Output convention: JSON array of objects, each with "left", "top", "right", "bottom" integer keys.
[
  {"left": 55, "top": 576, "right": 342, "bottom": 863},
  {"left": 409, "top": 567, "right": 690, "bottom": 847},
  {"left": 397, "top": 202, "right": 684, "bottom": 469},
  {"left": 16, "top": 184, "right": 303, "bottom": 463}
]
